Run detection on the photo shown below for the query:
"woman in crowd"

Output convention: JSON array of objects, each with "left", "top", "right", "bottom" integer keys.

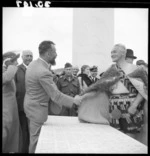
[
  {"left": 79, "top": 44, "right": 148, "bottom": 145},
  {"left": 3, "top": 51, "right": 20, "bottom": 153},
  {"left": 77, "top": 65, "right": 92, "bottom": 94}
]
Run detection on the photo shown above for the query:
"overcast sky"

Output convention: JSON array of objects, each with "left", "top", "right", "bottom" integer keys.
[{"left": 3, "top": 8, "right": 148, "bottom": 69}]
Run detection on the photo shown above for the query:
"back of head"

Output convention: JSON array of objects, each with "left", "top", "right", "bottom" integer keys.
[
  {"left": 136, "top": 60, "right": 147, "bottom": 67},
  {"left": 39, "top": 40, "right": 55, "bottom": 56}
]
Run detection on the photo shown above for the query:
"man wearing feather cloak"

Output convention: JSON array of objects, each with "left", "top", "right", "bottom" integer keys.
[{"left": 78, "top": 44, "right": 148, "bottom": 146}]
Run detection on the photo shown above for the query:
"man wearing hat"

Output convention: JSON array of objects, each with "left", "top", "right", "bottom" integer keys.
[
  {"left": 3, "top": 51, "right": 20, "bottom": 153},
  {"left": 56, "top": 62, "right": 80, "bottom": 116},
  {"left": 125, "top": 49, "right": 137, "bottom": 64},
  {"left": 14, "top": 50, "right": 33, "bottom": 153},
  {"left": 89, "top": 66, "right": 99, "bottom": 84}
]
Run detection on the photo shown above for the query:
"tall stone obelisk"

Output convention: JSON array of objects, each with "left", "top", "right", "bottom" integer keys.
[{"left": 72, "top": 8, "right": 114, "bottom": 74}]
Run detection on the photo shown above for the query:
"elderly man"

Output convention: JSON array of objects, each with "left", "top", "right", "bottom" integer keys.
[
  {"left": 81, "top": 43, "right": 147, "bottom": 145},
  {"left": 14, "top": 50, "right": 33, "bottom": 153},
  {"left": 24, "top": 40, "right": 82, "bottom": 153},
  {"left": 72, "top": 66, "right": 79, "bottom": 77}
]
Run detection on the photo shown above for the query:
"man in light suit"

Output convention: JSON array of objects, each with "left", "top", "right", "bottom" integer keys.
[
  {"left": 15, "top": 50, "right": 33, "bottom": 153},
  {"left": 24, "top": 40, "right": 82, "bottom": 153}
]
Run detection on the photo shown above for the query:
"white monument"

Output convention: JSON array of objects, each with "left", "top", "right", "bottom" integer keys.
[{"left": 72, "top": 8, "right": 114, "bottom": 74}]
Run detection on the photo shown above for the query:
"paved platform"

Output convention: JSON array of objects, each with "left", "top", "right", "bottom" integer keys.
[{"left": 35, "top": 115, "right": 147, "bottom": 153}]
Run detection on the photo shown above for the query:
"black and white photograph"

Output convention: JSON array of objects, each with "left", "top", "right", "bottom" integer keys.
[{"left": 2, "top": 0, "right": 148, "bottom": 154}]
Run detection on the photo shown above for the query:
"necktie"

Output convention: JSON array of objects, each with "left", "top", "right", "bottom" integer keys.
[{"left": 93, "top": 78, "right": 95, "bottom": 83}]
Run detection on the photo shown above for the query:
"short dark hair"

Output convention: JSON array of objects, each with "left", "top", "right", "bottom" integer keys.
[
  {"left": 64, "top": 62, "right": 72, "bottom": 68},
  {"left": 38, "top": 40, "right": 55, "bottom": 55}
]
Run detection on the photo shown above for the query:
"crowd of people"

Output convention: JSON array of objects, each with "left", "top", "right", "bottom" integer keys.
[{"left": 2, "top": 41, "right": 148, "bottom": 153}]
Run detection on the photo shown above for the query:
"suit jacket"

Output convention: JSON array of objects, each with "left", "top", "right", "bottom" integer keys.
[
  {"left": 24, "top": 58, "right": 75, "bottom": 124},
  {"left": 14, "top": 64, "right": 26, "bottom": 112}
]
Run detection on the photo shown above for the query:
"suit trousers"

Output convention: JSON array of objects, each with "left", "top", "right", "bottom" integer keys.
[
  {"left": 18, "top": 111, "right": 30, "bottom": 153},
  {"left": 28, "top": 120, "right": 42, "bottom": 153}
]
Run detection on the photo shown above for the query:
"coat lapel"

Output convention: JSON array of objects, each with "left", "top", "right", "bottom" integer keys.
[{"left": 19, "top": 64, "right": 26, "bottom": 72}]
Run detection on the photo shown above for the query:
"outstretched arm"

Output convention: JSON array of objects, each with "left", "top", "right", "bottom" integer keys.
[{"left": 39, "top": 71, "right": 82, "bottom": 108}]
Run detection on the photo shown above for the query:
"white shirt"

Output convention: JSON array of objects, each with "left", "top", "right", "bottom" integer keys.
[{"left": 22, "top": 62, "right": 28, "bottom": 69}]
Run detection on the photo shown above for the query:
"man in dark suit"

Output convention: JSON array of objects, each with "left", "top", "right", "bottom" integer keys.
[
  {"left": 24, "top": 40, "right": 82, "bottom": 153},
  {"left": 14, "top": 50, "right": 33, "bottom": 153},
  {"left": 89, "top": 66, "right": 99, "bottom": 84}
]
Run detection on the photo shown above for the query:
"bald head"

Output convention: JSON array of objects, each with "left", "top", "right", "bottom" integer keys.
[
  {"left": 73, "top": 66, "right": 79, "bottom": 70},
  {"left": 22, "top": 50, "right": 33, "bottom": 57},
  {"left": 22, "top": 50, "right": 33, "bottom": 66}
]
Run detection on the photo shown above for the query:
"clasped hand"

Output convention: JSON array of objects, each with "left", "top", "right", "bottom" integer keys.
[{"left": 73, "top": 95, "right": 82, "bottom": 106}]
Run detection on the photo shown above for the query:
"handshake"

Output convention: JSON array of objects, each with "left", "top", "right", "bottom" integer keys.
[{"left": 73, "top": 95, "right": 83, "bottom": 106}]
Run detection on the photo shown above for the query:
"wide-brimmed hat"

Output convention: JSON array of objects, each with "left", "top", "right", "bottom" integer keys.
[
  {"left": 3, "top": 51, "right": 20, "bottom": 62},
  {"left": 126, "top": 49, "right": 137, "bottom": 59}
]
